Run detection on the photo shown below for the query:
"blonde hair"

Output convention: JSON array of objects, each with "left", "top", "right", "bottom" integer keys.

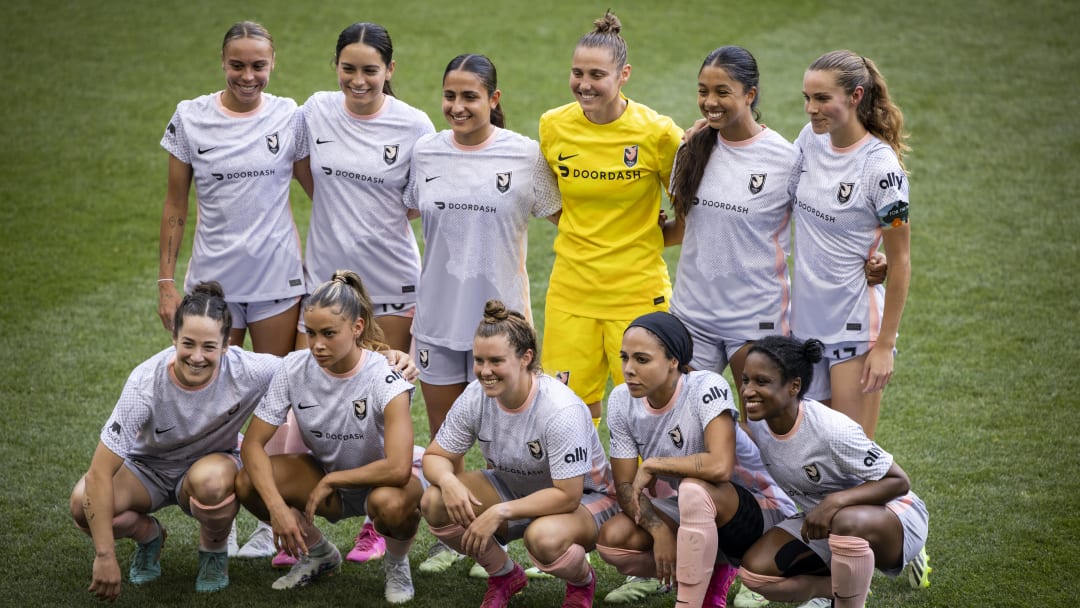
[
  {"left": 809, "top": 50, "right": 910, "bottom": 169},
  {"left": 576, "top": 10, "right": 627, "bottom": 68},
  {"left": 222, "top": 21, "right": 274, "bottom": 54},
  {"left": 306, "top": 270, "right": 386, "bottom": 350}
]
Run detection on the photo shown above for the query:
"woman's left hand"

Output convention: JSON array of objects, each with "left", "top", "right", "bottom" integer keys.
[
  {"left": 861, "top": 344, "right": 894, "bottom": 393},
  {"left": 801, "top": 497, "right": 840, "bottom": 541},
  {"left": 304, "top": 480, "right": 334, "bottom": 524},
  {"left": 629, "top": 464, "right": 656, "bottom": 523},
  {"left": 461, "top": 504, "right": 506, "bottom": 556},
  {"left": 384, "top": 350, "right": 419, "bottom": 382}
]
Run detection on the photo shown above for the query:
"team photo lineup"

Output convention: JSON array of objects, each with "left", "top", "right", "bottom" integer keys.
[{"left": 69, "top": 9, "right": 934, "bottom": 608}]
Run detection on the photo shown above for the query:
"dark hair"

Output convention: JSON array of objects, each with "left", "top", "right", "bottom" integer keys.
[
  {"left": 173, "top": 281, "right": 231, "bottom": 341},
  {"left": 671, "top": 46, "right": 761, "bottom": 219},
  {"left": 577, "top": 10, "right": 627, "bottom": 69},
  {"left": 335, "top": 22, "right": 395, "bottom": 97},
  {"left": 747, "top": 336, "right": 824, "bottom": 399},
  {"left": 443, "top": 54, "right": 505, "bottom": 128},
  {"left": 306, "top": 270, "right": 386, "bottom": 350},
  {"left": 475, "top": 300, "right": 539, "bottom": 373},
  {"left": 809, "top": 50, "right": 909, "bottom": 168},
  {"left": 222, "top": 21, "right": 274, "bottom": 54}
]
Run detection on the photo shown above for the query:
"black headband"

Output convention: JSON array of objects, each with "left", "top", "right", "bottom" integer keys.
[{"left": 626, "top": 311, "right": 693, "bottom": 368}]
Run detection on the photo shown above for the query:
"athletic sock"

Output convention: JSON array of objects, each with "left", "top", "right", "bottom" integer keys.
[
  {"left": 189, "top": 494, "right": 238, "bottom": 553},
  {"left": 675, "top": 482, "right": 719, "bottom": 607},
  {"left": 829, "top": 534, "right": 874, "bottom": 608}
]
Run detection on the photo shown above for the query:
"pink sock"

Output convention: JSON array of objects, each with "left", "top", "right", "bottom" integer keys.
[
  {"left": 595, "top": 544, "right": 656, "bottom": 578},
  {"left": 676, "top": 482, "right": 720, "bottom": 608},
  {"left": 528, "top": 544, "right": 590, "bottom": 586},
  {"left": 189, "top": 494, "right": 238, "bottom": 552},
  {"left": 738, "top": 567, "right": 832, "bottom": 603},
  {"left": 113, "top": 510, "right": 158, "bottom": 543},
  {"left": 429, "top": 522, "right": 510, "bottom": 574},
  {"left": 829, "top": 535, "right": 874, "bottom": 608}
]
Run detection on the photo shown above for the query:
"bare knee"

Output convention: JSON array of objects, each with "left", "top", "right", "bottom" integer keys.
[
  {"left": 368, "top": 487, "right": 420, "bottom": 531},
  {"left": 420, "top": 486, "right": 449, "bottom": 526},
  {"left": 524, "top": 519, "right": 573, "bottom": 562},
  {"left": 598, "top": 513, "right": 650, "bottom": 550},
  {"left": 184, "top": 456, "right": 236, "bottom": 504}
]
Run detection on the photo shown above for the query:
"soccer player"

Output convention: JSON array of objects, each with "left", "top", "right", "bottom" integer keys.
[
  {"left": 404, "top": 53, "right": 562, "bottom": 572},
  {"left": 154, "top": 21, "right": 308, "bottom": 557},
  {"left": 296, "top": 22, "right": 434, "bottom": 354},
  {"left": 421, "top": 300, "right": 617, "bottom": 608},
  {"left": 234, "top": 272, "right": 422, "bottom": 603},
  {"left": 791, "top": 50, "right": 911, "bottom": 441},
  {"left": 736, "top": 336, "right": 928, "bottom": 608},
  {"left": 70, "top": 282, "right": 281, "bottom": 600},
  {"left": 596, "top": 312, "right": 795, "bottom": 608},
  {"left": 539, "top": 10, "right": 683, "bottom": 431}
]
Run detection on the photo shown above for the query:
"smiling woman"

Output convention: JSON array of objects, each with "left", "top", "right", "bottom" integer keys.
[{"left": 68, "top": 282, "right": 283, "bottom": 601}]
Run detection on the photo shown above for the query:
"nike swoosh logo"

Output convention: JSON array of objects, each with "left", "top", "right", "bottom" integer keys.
[
  {"left": 154, "top": 426, "right": 175, "bottom": 434},
  {"left": 557, "top": 153, "right": 578, "bottom": 161},
  {"left": 297, "top": 402, "right": 320, "bottom": 409},
  {"left": 315, "top": 138, "right": 333, "bottom": 145},
  {"left": 425, "top": 176, "right": 440, "bottom": 182},
  {"left": 197, "top": 146, "right": 217, "bottom": 154}
]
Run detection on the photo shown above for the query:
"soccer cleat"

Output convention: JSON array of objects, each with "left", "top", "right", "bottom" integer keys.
[
  {"left": 195, "top": 550, "right": 229, "bottom": 592},
  {"left": 271, "top": 544, "right": 341, "bottom": 590},
  {"left": 603, "top": 576, "right": 670, "bottom": 603},
  {"left": 383, "top": 554, "right": 415, "bottom": 604},
  {"left": 703, "top": 562, "right": 738, "bottom": 608},
  {"left": 906, "top": 546, "right": 931, "bottom": 589},
  {"left": 272, "top": 549, "right": 299, "bottom": 569},
  {"left": 470, "top": 561, "right": 490, "bottom": 579},
  {"left": 525, "top": 566, "right": 556, "bottom": 580},
  {"left": 418, "top": 541, "right": 463, "bottom": 573},
  {"left": 226, "top": 521, "right": 239, "bottom": 557},
  {"left": 795, "top": 598, "right": 831, "bottom": 608},
  {"left": 347, "top": 520, "right": 387, "bottom": 563},
  {"left": 128, "top": 517, "right": 166, "bottom": 585},
  {"left": 236, "top": 521, "right": 276, "bottom": 558},
  {"left": 732, "top": 580, "right": 770, "bottom": 608},
  {"left": 562, "top": 566, "right": 596, "bottom": 608},
  {"left": 481, "top": 563, "right": 528, "bottom": 608}
]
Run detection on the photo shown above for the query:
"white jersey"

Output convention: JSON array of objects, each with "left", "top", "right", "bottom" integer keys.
[
  {"left": 161, "top": 92, "right": 306, "bottom": 302},
  {"left": 100, "top": 346, "right": 280, "bottom": 468},
  {"left": 747, "top": 399, "right": 920, "bottom": 513},
  {"left": 791, "top": 125, "right": 909, "bottom": 344},
  {"left": 404, "top": 128, "right": 561, "bottom": 350},
  {"left": 300, "top": 92, "right": 435, "bottom": 302},
  {"left": 435, "top": 374, "right": 613, "bottom": 498},
  {"left": 670, "top": 128, "right": 796, "bottom": 341},
  {"left": 254, "top": 349, "right": 414, "bottom": 474},
  {"left": 608, "top": 371, "right": 794, "bottom": 513}
]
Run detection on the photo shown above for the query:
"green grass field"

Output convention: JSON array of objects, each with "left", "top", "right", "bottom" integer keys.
[{"left": 2, "top": 0, "right": 1078, "bottom": 606}]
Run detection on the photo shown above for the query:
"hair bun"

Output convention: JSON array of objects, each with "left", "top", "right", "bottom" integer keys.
[
  {"left": 592, "top": 10, "right": 621, "bottom": 34},
  {"left": 482, "top": 299, "right": 509, "bottom": 323},
  {"left": 803, "top": 338, "right": 825, "bottom": 364},
  {"left": 192, "top": 281, "right": 225, "bottom": 299}
]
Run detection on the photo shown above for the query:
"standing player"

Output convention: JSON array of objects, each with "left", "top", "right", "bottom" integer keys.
[
  {"left": 539, "top": 10, "right": 683, "bottom": 428},
  {"left": 70, "top": 282, "right": 281, "bottom": 601},
  {"left": 736, "top": 336, "right": 928, "bottom": 608},
  {"left": 596, "top": 312, "right": 795, "bottom": 608},
  {"left": 297, "top": 22, "right": 434, "bottom": 353},
  {"left": 293, "top": 22, "right": 434, "bottom": 567},
  {"left": 404, "top": 54, "right": 561, "bottom": 573},
  {"left": 421, "top": 300, "right": 617, "bottom": 608},
  {"left": 155, "top": 21, "right": 307, "bottom": 557},
  {"left": 235, "top": 271, "right": 421, "bottom": 603},
  {"left": 790, "top": 49, "right": 911, "bottom": 440}
]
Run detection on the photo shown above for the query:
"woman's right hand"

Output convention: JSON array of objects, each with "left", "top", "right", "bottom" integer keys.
[
  {"left": 440, "top": 477, "right": 482, "bottom": 527},
  {"left": 269, "top": 503, "right": 308, "bottom": 558},
  {"left": 89, "top": 552, "right": 122, "bottom": 602},
  {"left": 650, "top": 525, "right": 678, "bottom": 588},
  {"left": 157, "top": 281, "right": 181, "bottom": 332}
]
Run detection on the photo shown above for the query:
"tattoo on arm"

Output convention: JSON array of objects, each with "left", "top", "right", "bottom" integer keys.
[
  {"left": 636, "top": 494, "right": 665, "bottom": 533},
  {"left": 615, "top": 482, "right": 636, "bottom": 514}
]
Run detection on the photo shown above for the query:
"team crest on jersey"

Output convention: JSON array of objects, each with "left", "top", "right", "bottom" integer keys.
[
  {"left": 109, "top": 421, "right": 121, "bottom": 434},
  {"left": 166, "top": 122, "right": 176, "bottom": 135},
  {"left": 353, "top": 399, "right": 368, "bottom": 420},
  {"left": 803, "top": 464, "right": 821, "bottom": 483},
  {"left": 749, "top": 173, "right": 767, "bottom": 195},
  {"left": 384, "top": 144, "right": 399, "bottom": 165},
  {"left": 668, "top": 425, "right": 684, "bottom": 449},
  {"left": 555, "top": 371, "right": 570, "bottom": 385},
  {"left": 266, "top": 132, "right": 280, "bottom": 155},
  {"left": 418, "top": 349, "right": 429, "bottom": 369},
  {"left": 496, "top": 171, "right": 512, "bottom": 193},
  {"left": 623, "top": 145, "right": 639, "bottom": 168},
  {"left": 527, "top": 439, "right": 544, "bottom": 460},
  {"left": 836, "top": 182, "right": 855, "bottom": 204}
]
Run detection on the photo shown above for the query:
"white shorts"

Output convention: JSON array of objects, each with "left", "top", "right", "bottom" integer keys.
[
  {"left": 798, "top": 339, "right": 872, "bottom": 401},
  {"left": 776, "top": 492, "right": 928, "bottom": 577},
  {"left": 296, "top": 299, "right": 415, "bottom": 333},
  {"left": 685, "top": 327, "right": 750, "bottom": 374},
  {"left": 415, "top": 338, "right": 473, "bottom": 385},
  {"left": 125, "top": 452, "right": 241, "bottom": 514},
  {"left": 229, "top": 296, "right": 301, "bottom": 330}
]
